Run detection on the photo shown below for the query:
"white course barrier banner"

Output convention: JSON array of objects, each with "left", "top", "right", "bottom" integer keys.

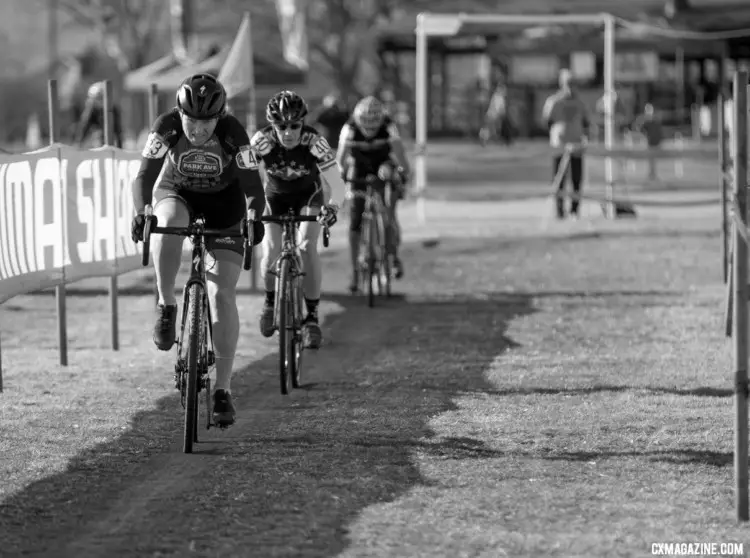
[{"left": 0, "top": 144, "right": 142, "bottom": 303}]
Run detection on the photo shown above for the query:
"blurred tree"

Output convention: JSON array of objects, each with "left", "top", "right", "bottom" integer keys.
[
  {"left": 308, "top": 0, "right": 420, "bottom": 103},
  {"left": 56, "top": 0, "right": 168, "bottom": 71}
]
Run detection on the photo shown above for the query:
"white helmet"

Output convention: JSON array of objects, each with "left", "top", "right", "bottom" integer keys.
[{"left": 353, "top": 96, "right": 385, "bottom": 136}]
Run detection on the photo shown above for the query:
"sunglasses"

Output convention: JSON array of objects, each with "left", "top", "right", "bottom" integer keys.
[{"left": 274, "top": 122, "right": 302, "bottom": 131}]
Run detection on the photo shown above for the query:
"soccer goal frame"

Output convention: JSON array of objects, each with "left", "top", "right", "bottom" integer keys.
[{"left": 414, "top": 12, "right": 618, "bottom": 222}]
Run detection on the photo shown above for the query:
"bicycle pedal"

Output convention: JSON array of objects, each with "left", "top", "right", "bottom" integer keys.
[{"left": 207, "top": 350, "right": 215, "bottom": 367}]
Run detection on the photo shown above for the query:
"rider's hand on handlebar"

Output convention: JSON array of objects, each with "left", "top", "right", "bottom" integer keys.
[
  {"left": 318, "top": 204, "right": 338, "bottom": 228},
  {"left": 131, "top": 213, "right": 148, "bottom": 243},
  {"left": 242, "top": 208, "right": 265, "bottom": 246}
]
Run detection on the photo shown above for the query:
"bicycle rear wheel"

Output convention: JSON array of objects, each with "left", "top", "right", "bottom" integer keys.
[
  {"left": 374, "top": 210, "right": 390, "bottom": 297},
  {"left": 277, "top": 258, "right": 293, "bottom": 395},
  {"left": 365, "top": 213, "right": 378, "bottom": 308},
  {"left": 183, "top": 283, "right": 205, "bottom": 453}
]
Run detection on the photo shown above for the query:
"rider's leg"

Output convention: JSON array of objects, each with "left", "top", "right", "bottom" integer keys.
[
  {"left": 259, "top": 221, "right": 283, "bottom": 337},
  {"left": 151, "top": 193, "right": 190, "bottom": 350},
  {"left": 348, "top": 194, "right": 365, "bottom": 291},
  {"left": 378, "top": 162, "right": 404, "bottom": 277},
  {"left": 299, "top": 205, "right": 324, "bottom": 348},
  {"left": 299, "top": 206, "right": 322, "bottom": 303},
  {"left": 205, "top": 250, "right": 242, "bottom": 397}
]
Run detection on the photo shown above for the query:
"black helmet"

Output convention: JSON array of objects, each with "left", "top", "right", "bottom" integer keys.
[
  {"left": 176, "top": 74, "right": 226, "bottom": 120},
  {"left": 266, "top": 90, "right": 308, "bottom": 123}
]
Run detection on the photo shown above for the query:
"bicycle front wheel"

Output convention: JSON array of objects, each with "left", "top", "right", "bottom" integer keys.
[
  {"left": 183, "top": 283, "right": 205, "bottom": 454},
  {"left": 277, "top": 258, "right": 293, "bottom": 395},
  {"left": 290, "top": 275, "right": 304, "bottom": 389}
]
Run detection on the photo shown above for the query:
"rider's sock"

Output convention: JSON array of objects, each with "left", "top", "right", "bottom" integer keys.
[
  {"left": 265, "top": 290, "right": 275, "bottom": 306},
  {"left": 304, "top": 298, "right": 319, "bottom": 320}
]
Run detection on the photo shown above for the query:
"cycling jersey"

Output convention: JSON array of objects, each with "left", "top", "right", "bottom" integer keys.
[
  {"left": 248, "top": 124, "right": 336, "bottom": 196},
  {"left": 338, "top": 115, "right": 400, "bottom": 173},
  {"left": 132, "top": 108, "right": 264, "bottom": 214}
]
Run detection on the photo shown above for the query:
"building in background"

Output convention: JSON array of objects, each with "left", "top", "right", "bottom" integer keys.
[{"left": 375, "top": 0, "right": 749, "bottom": 139}]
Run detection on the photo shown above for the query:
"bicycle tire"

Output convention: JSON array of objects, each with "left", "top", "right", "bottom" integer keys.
[
  {"left": 278, "top": 258, "right": 292, "bottom": 395},
  {"left": 183, "top": 283, "right": 204, "bottom": 453},
  {"left": 366, "top": 212, "right": 377, "bottom": 308},
  {"left": 290, "top": 274, "right": 303, "bottom": 389}
]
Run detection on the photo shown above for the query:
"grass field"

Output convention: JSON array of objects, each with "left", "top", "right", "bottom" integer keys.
[{"left": 0, "top": 141, "right": 747, "bottom": 557}]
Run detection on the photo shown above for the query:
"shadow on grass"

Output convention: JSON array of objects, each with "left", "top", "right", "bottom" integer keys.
[
  {"left": 0, "top": 290, "right": 534, "bottom": 557},
  {"left": 474, "top": 385, "right": 733, "bottom": 398},
  {"left": 542, "top": 449, "right": 732, "bottom": 468}
]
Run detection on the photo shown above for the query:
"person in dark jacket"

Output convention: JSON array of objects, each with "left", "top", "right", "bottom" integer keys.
[
  {"left": 75, "top": 81, "right": 123, "bottom": 148},
  {"left": 309, "top": 94, "right": 349, "bottom": 149}
]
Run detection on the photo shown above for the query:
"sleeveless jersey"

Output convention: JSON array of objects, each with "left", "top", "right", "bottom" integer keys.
[
  {"left": 339, "top": 115, "right": 400, "bottom": 172},
  {"left": 140, "top": 108, "right": 256, "bottom": 193},
  {"left": 248, "top": 124, "right": 336, "bottom": 195}
]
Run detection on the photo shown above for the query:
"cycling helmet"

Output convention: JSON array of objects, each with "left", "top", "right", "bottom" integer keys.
[
  {"left": 176, "top": 74, "right": 227, "bottom": 120},
  {"left": 353, "top": 96, "right": 385, "bottom": 134},
  {"left": 266, "top": 90, "right": 308, "bottom": 124}
]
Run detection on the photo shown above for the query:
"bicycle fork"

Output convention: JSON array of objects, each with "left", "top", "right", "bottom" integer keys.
[
  {"left": 271, "top": 254, "right": 305, "bottom": 332},
  {"left": 174, "top": 279, "right": 215, "bottom": 402}
]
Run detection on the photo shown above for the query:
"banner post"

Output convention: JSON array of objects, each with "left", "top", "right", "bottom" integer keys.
[
  {"left": 244, "top": 11, "right": 260, "bottom": 293},
  {"left": 103, "top": 80, "right": 119, "bottom": 351},
  {"left": 719, "top": 91, "right": 729, "bottom": 284},
  {"left": 148, "top": 84, "right": 160, "bottom": 305},
  {"left": 49, "top": 79, "right": 68, "bottom": 366},
  {"left": 732, "top": 70, "right": 749, "bottom": 523}
]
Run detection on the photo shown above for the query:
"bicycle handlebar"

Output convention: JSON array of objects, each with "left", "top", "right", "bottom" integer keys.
[
  {"left": 260, "top": 214, "right": 318, "bottom": 223},
  {"left": 140, "top": 205, "right": 254, "bottom": 271},
  {"left": 260, "top": 214, "right": 331, "bottom": 248},
  {"left": 149, "top": 225, "right": 244, "bottom": 238}
]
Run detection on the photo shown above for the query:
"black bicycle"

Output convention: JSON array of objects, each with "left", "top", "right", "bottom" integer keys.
[
  {"left": 261, "top": 210, "right": 330, "bottom": 395},
  {"left": 141, "top": 205, "right": 253, "bottom": 454},
  {"left": 348, "top": 175, "right": 396, "bottom": 307}
]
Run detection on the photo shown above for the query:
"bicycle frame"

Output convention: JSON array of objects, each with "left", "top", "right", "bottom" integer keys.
[
  {"left": 271, "top": 217, "right": 305, "bottom": 330},
  {"left": 260, "top": 209, "right": 330, "bottom": 394},
  {"left": 175, "top": 218, "right": 214, "bottom": 403},
  {"left": 140, "top": 207, "right": 252, "bottom": 450},
  {"left": 347, "top": 176, "right": 395, "bottom": 304}
]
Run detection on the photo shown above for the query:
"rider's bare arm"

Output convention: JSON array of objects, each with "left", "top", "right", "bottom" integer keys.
[
  {"left": 223, "top": 116, "right": 266, "bottom": 216},
  {"left": 386, "top": 122, "right": 410, "bottom": 175},
  {"left": 132, "top": 110, "right": 180, "bottom": 213},
  {"left": 310, "top": 133, "right": 344, "bottom": 206},
  {"left": 335, "top": 123, "right": 354, "bottom": 172}
]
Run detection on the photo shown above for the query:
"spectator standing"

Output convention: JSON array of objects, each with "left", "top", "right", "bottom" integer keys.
[
  {"left": 480, "top": 82, "right": 512, "bottom": 147},
  {"left": 308, "top": 93, "right": 350, "bottom": 149},
  {"left": 542, "top": 69, "right": 591, "bottom": 219},
  {"left": 633, "top": 103, "right": 664, "bottom": 181},
  {"left": 75, "top": 81, "right": 123, "bottom": 148}
]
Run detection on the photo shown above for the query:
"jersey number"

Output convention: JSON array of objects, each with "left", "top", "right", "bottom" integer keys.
[
  {"left": 251, "top": 132, "right": 273, "bottom": 156},
  {"left": 142, "top": 132, "right": 168, "bottom": 159},
  {"left": 310, "top": 136, "right": 333, "bottom": 161},
  {"left": 236, "top": 145, "right": 259, "bottom": 170}
]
